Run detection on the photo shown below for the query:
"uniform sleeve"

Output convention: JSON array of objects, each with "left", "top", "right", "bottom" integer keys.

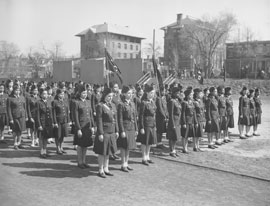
[
  {"left": 168, "top": 100, "right": 175, "bottom": 128},
  {"left": 26, "top": 97, "right": 31, "bottom": 119},
  {"left": 36, "top": 102, "right": 41, "bottom": 128},
  {"left": 51, "top": 100, "right": 57, "bottom": 124},
  {"left": 205, "top": 99, "right": 211, "bottom": 121},
  {"left": 156, "top": 97, "right": 166, "bottom": 119},
  {"left": 239, "top": 97, "right": 243, "bottom": 116},
  {"left": 117, "top": 103, "right": 124, "bottom": 133},
  {"left": 139, "top": 101, "right": 146, "bottom": 129},
  {"left": 6, "top": 97, "right": 13, "bottom": 122},
  {"left": 96, "top": 104, "right": 104, "bottom": 135},
  {"left": 181, "top": 101, "right": 187, "bottom": 125},
  {"left": 114, "top": 104, "right": 119, "bottom": 133},
  {"left": 74, "top": 101, "right": 81, "bottom": 130}
]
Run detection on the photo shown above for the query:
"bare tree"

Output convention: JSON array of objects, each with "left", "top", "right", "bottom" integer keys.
[
  {"left": 0, "top": 41, "right": 20, "bottom": 72},
  {"left": 184, "top": 12, "right": 237, "bottom": 78}
]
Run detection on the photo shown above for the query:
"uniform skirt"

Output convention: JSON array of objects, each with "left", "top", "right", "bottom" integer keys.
[
  {"left": 53, "top": 123, "right": 68, "bottom": 140},
  {"left": 93, "top": 133, "right": 117, "bottom": 155},
  {"left": 137, "top": 126, "right": 157, "bottom": 146},
  {"left": 74, "top": 122, "right": 93, "bottom": 147},
  {"left": 220, "top": 116, "right": 227, "bottom": 130},
  {"left": 204, "top": 121, "right": 211, "bottom": 133},
  {"left": 117, "top": 130, "right": 136, "bottom": 150},
  {"left": 226, "top": 115, "right": 234, "bottom": 128},
  {"left": 256, "top": 113, "right": 261, "bottom": 124},
  {"left": 38, "top": 126, "right": 52, "bottom": 139},
  {"left": 195, "top": 121, "right": 204, "bottom": 137},
  {"left": 156, "top": 117, "right": 167, "bottom": 134},
  {"left": 181, "top": 124, "right": 195, "bottom": 138},
  {"left": 238, "top": 107, "right": 250, "bottom": 125},
  {"left": 0, "top": 113, "right": 8, "bottom": 130},
  {"left": 249, "top": 112, "right": 256, "bottom": 126},
  {"left": 210, "top": 118, "right": 220, "bottom": 133},
  {"left": 166, "top": 125, "right": 181, "bottom": 141},
  {"left": 11, "top": 117, "right": 26, "bottom": 133}
]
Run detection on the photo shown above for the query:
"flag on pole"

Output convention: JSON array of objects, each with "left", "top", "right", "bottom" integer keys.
[
  {"left": 152, "top": 55, "right": 163, "bottom": 92},
  {"left": 105, "top": 49, "right": 123, "bottom": 84}
]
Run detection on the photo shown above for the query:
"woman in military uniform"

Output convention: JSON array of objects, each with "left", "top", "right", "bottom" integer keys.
[
  {"left": 73, "top": 86, "right": 95, "bottom": 169},
  {"left": 138, "top": 85, "right": 157, "bottom": 165},
  {"left": 93, "top": 88, "right": 119, "bottom": 178},
  {"left": 238, "top": 86, "right": 250, "bottom": 139},
  {"left": 217, "top": 86, "right": 227, "bottom": 145},
  {"left": 247, "top": 89, "right": 256, "bottom": 137},
  {"left": 193, "top": 88, "right": 205, "bottom": 151},
  {"left": 181, "top": 89, "right": 197, "bottom": 153},
  {"left": 166, "top": 87, "right": 182, "bottom": 157},
  {"left": 52, "top": 88, "right": 71, "bottom": 155},
  {"left": 224, "top": 87, "right": 234, "bottom": 142},
  {"left": 155, "top": 86, "right": 168, "bottom": 149},
  {"left": 7, "top": 84, "right": 27, "bottom": 150},
  {"left": 117, "top": 85, "right": 138, "bottom": 172},
  {"left": 0, "top": 84, "right": 8, "bottom": 141},
  {"left": 26, "top": 85, "right": 39, "bottom": 147},
  {"left": 205, "top": 87, "right": 220, "bottom": 148},
  {"left": 253, "top": 88, "right": 262, "bottom": 136},
  {"left": 36, "top": 88, "right": 53, "bottom": 158}
]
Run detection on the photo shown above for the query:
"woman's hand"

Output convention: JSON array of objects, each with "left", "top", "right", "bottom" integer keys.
[
  {"left": 98, "top": 134, "right": 104, "bottom": 142},
  {"left": 54, "top": 124, "right": 58, "bottom": 128},
  {"left": 38, "top": 126, "right": 43, "bottom": 131},
  {"left": 77, "top": 129, "right": 82, "bottom": 138},
  {"left": 115, "top": 132, "right": 119, "bottom": 139},
  {"left": 183, "top": 124, "right": 186, "bottom": 128},
  {"left": 121, "top": 132, "right": 126, "bottom": 138},
  {"left": 140, "top": 129, "right": 145, "bottom": 134},
  {"left": 30, "top": 118, "right": 35, "bottom": 122}
]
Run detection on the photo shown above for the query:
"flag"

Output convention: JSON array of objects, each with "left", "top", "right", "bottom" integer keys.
[
  {"left": 152, "top": 56, "right": 163, "bottom": 93},
  {"left": 105, "top": 49, "right": 123, "bottom": 84}
]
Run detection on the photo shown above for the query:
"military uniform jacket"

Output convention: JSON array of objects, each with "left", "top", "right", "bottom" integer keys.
[
  {"left": 26, "top": 95, "right": 39, "bottom": 119},
  {"left": 194, "top": 98, "right": 205, "bottom": 122},
  {"left": 249, "top": 98, "right": 256, "bottom": 116},
  {"left": 139, "top": 99, "right": 157, "bottom": 129},
  {"left": 7, "top": 95, "right": 27, "bottom": 121},
  {"left": 218, "top": 95, "right": 227, "bottom": 117},
  {"left": 112, "top": 93, "right": 122, "bottom": 107},
  {"left": 133, "top": 95, "right": 142, "bottom": 119},
  {"left": 36, "top": 99, "right": 53, "bottom": 128},
  {"left": 0, "top": 93, "right": 8, "bottom": 114},
  {"left": 118, "top": 100, "right": 138, "bottom": 133},
  {"left": 205, "top": 96, "right": 219, "bottom": 121},
  {"left": 96, "top": 102, "right": 119, "bottom": 135},
  {"left": 52, "top": 99, "right": 70, "bottom": 124},
  {"left": 156, "top": 96, "right": 169, "bottom": 120},
  {"left": 91, "top": 92, "right": 101, "bottom": 115},
  {"left": 238, "top": 96, "right": 250, "bottom": 116},
  {"left": 254, "top": 97, "right": 262, "bottom": 114},
  {"left": 225, "top": 96, "right": 234, "bottom": 116},
  {"left": 167, "top": 98, "right": 182, "bottom": 128},
  {"left": 74, "top": 99, "right": 95, "bottom": 130},
  {"left": 181, "top": 100, "right": 198, "bottom": 125}
]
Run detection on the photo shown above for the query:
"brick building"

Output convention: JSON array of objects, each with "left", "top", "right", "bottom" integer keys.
[
  {"left": 225, "top": 41, "right": 270, "bottom": 78},
  {"left": 75, "top": 23, "right": 145, "bottom": 59}
]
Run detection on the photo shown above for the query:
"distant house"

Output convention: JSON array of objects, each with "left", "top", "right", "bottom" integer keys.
[
  {"left": 75, "top": 23, "right": 145, "bottom": 59},
  {"left": 225, "top": 41, "right": 270, "bottom": 78}
]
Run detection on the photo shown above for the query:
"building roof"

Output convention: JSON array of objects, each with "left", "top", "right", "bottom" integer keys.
[
  {"left": 75, "top": 23, "right": 145, "bottom": 39},
  {"left": 160, "top": 16, "right": 196, "bottom": 30},
  {"left": 226, "top": 40, "right": 270, "bottom": 46}
]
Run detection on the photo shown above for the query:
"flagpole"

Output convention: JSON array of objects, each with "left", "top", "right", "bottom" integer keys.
[
  {"left": 152, "top": 29, "right": 161, "bottom": 97},
  {"left": 104, "top": 32, "right": 110, "bottom": 86}
]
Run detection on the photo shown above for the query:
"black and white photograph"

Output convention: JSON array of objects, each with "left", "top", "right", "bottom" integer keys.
[{"left": 0, "top": 0, "right": 270, "bottom": 205}]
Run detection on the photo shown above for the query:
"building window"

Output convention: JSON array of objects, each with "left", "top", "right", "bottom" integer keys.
[
  {"left": 130, "top": 44, "right": 133, "bottom": 50},
  {"left": 124, "top": 44, "right": 127, "bottom": 49},
  {"left": 118, "top": 52, "right": 121, "bottom": 58},
  {"left": 136, "top": 45, "right": 139, "bottom": 51},
  {"left": 118, "top": 43, "right": 121, "bottom": 49},
  {"left": 124, "top": 53, "right": 127, "bottom": 58}
]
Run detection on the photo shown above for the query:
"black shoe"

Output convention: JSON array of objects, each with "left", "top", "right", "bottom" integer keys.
[
  {"left": 98, "top": 172, "right": 106, "bottom": 178},
  {"left": 56, "top": 151, "right": 63, "bottom": 155},
  {"left": 78, "top": 164, "right": 86, "bottom": 169},
  {"left": 61, "top": 150, "right": 67, "bottom": 154},
  {"left": 120, "top": 166, "right": 129, "bottom": 172},
  {"left": 170, "top": 152, "right": 177, "bottom": 158},
  {"left": 14, "top": 145, "right": 19, "bottom": 150},
  {"left": 45, "top": 154, "right": 51, "bottom": 157},
  {"left": 147, "top": 159, "right": 154, "bottom": 164},
  {"left": 127, "top": 166, "right": 133, "bottom": 171},
  {"left": 104, "top": 171, "right": 114, "bottom": 176},
  {"left": 215, "top": 142, "right": 222, "bottom": 146},
  {"left": 227, "top": 139, "right": 234, "bottom": 142},
  {"left": 193, "top": 148, "right": 199, "bottom": 152},
  {"left": 182, "top": 150, "right": 189, "bottom": 154},
  {"left": 18, "top": 144, "right": 25, "bottom": 149},
  {"left": 40, "top": 154, "right": 47, "bottom": 159},
  {"left": 142, "top": 160, "right": 149, "bottom": 166},
  {"left": 208, "top": 145, "right": 215, "bottom": 149},
  {"left": 83, "top": 164, "right": 90, "bottom": 168},
  {"left": 109, "top": 155, "right": 116, "bottom": 160},
  {"left": 240, "top": 136, "right": 247, "bottom": 139},
  {"left": 113, "top": 154, "right": 120, "bottom": 160}
]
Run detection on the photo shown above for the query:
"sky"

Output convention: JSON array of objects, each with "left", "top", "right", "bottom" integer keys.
[{"left": 1, "top": 0, "right": 270, "bottom": 56}]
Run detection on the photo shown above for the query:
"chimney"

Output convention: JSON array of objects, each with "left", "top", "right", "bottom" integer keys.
[{"left": 177, "top": 13, "right": 183, "bottom": 25}]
